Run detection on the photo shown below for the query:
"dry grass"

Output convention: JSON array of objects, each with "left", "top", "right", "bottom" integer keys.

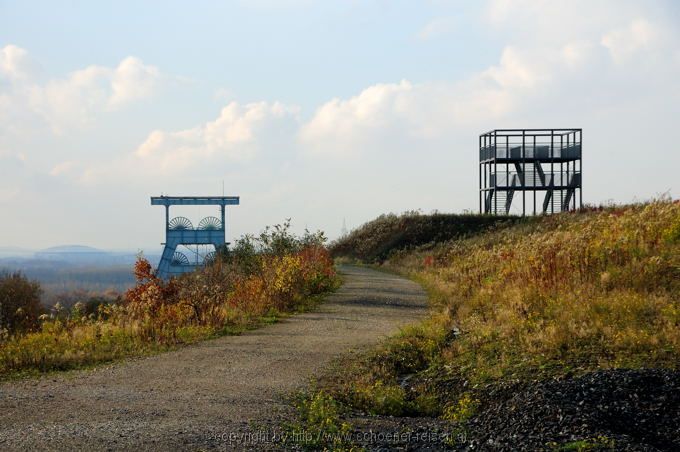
[
  {"left": 321, "top": 200, "right": 680, "bottom": 417},
  {"left": 0, "top": 226, "right": 339, "bottom": 380},
  {"left": 396, "top": 201, "right": 679, "bottom": 382}
]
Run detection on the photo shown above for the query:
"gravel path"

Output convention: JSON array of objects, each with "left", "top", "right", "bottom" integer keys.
[{"left": 0, "top": 265, "right": 427, "bottom": 451}]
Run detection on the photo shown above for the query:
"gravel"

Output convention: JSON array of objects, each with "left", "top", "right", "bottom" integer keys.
[
  {"left": 339, "top": 369, "right": 680, "bottom": 451},
  {"left": 462, "top": 368, "right": 680, "bottom": 451},
  {"left": 0, "top": 265, "right": 428, "bottom": 451}
]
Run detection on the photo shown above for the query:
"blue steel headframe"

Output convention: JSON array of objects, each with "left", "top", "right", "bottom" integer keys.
[
  {"left": 151, "top": 196, "right": 240, "bottom": 279},
  {"left": 150, "top": 196, "right": 240, "bottom": 206}
]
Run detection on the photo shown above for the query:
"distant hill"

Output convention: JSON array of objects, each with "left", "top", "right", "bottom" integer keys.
[
  {"left": 35, "top": 245, "right": 110, "bottom": 263},
  {"left": 0, "top": 245, "right": 161, "bottom": 267},
  {"left": 39, "top": 245, "right": 105, "bottom": 254}
]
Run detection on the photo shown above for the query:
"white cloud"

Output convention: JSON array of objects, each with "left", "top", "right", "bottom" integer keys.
[
  {"left": 482, "top": 46, "right": 546, "bottom": 89},
  {"left": 0, "top": 45, "right": 162, "bottom": 133},
  {"left": 299, "top": 46, "right": 557, "bottom": 157},
  {"left": 133, "top": 101, "right": 300, "bottom": 173},
  {"left": 109, "top": 56, "right": 160, "bottom": 107},
  {"left": 601, "top": 19, "right": 661, "bottom": 63},
  {"left": 561, "top": 41, "right": 596, "bottom": 69},
  {"left": 300, "top": 2, "right": 680, "bottom": 161},
  {"left": 300, "top": 80, "right": 418, "bottom": 156},
  {"left": 0, "top": 44, "right": 33, "bottom": 81},
  {"left": 49, "top": 160, "right": 77, "bottom": 177}
]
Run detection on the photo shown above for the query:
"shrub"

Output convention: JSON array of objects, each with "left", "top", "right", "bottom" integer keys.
[
  {"left": 329, "top": 211, "right": 518, "bottom": 263},
  {"left": 0, "top": 271, "right": 44, "bottom": 334},
  {"left": 0, "top": 222, "right": 339, "bottom": 379}
]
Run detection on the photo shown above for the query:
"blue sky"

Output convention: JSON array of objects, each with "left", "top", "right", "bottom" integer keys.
[
  {"left": 2, "top": 1, "right": 493, "bottom": 107},
  {"left": 1, "top": 0, "right": 679, "bottom": 251}
]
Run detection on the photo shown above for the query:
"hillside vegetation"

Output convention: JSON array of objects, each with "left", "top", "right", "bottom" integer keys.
[
  {"left": 0, "top": 223, "right": 339, "bottom": 379},
  {"left": 315, "top": 200, "right": 680, "bottom": 449},
  {"left": 330, "top": 211, "right": 517, "bottom": 263}
]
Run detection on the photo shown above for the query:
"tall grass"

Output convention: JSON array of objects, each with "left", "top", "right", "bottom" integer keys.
[
  {"left": 324, "top": 200, "right": 680, "bottom": 416},
  {"left": 395, "top": 201, "right": 679, "bottom": 380},
  {"left": 0, "top": 223, "right": 339, "bottom": 379}
]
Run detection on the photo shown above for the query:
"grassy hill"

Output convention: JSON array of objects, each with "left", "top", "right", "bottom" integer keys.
[
  {"left": 306, "top": 200, "right": 680, "bottom": 449},
  {"left": 330, "top": 211, "right": 518, "bottom": 263}
]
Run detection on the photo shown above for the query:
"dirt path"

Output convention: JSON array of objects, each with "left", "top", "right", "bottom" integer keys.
[{"left": 0, "top": 266, "right": 427, "bottom": 451}]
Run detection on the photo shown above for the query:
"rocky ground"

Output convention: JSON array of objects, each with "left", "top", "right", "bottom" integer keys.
[
  {"left": 344, "top": 368, "right": 680, "bottom": 451},
  {"left": 462, "top": 368, "right": 680, "bottom": 451}
]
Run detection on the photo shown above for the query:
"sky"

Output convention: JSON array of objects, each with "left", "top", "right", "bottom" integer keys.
[{"left": 1, "top": 0, "right": 679, "bottom": 252}]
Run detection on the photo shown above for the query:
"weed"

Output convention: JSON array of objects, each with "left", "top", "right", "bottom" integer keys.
[
  {"left": 442, "top": 393, "right": 479, "bottom": 422},
  {"left": 354, "top": 380, "right": 408, "bottom": 416},
  {"left": 286, "top": 391, "right": 353, "bottom": 450}
]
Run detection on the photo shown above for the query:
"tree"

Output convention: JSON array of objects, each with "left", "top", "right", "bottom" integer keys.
[{"left": 0, "top": 271, "right": 44, "bottom": 334}]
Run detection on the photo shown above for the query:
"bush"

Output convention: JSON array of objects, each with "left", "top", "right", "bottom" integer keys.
[
  {"left": 0, "top": 271, "right": 44, "bottom": 334},
  {"left": 0, "top": 221, "right": 339, "bottom": 378},
  {"left": 330, "top": 211, "right": 517, "bottom": 263}
]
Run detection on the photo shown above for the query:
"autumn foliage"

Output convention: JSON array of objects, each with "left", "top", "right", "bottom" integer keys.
[
  {"left": 0, "top": 222, "right": 338, "bottom": 378},
  {"left": 321, "top": 199, "right": 680, "bottom": 419}
]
